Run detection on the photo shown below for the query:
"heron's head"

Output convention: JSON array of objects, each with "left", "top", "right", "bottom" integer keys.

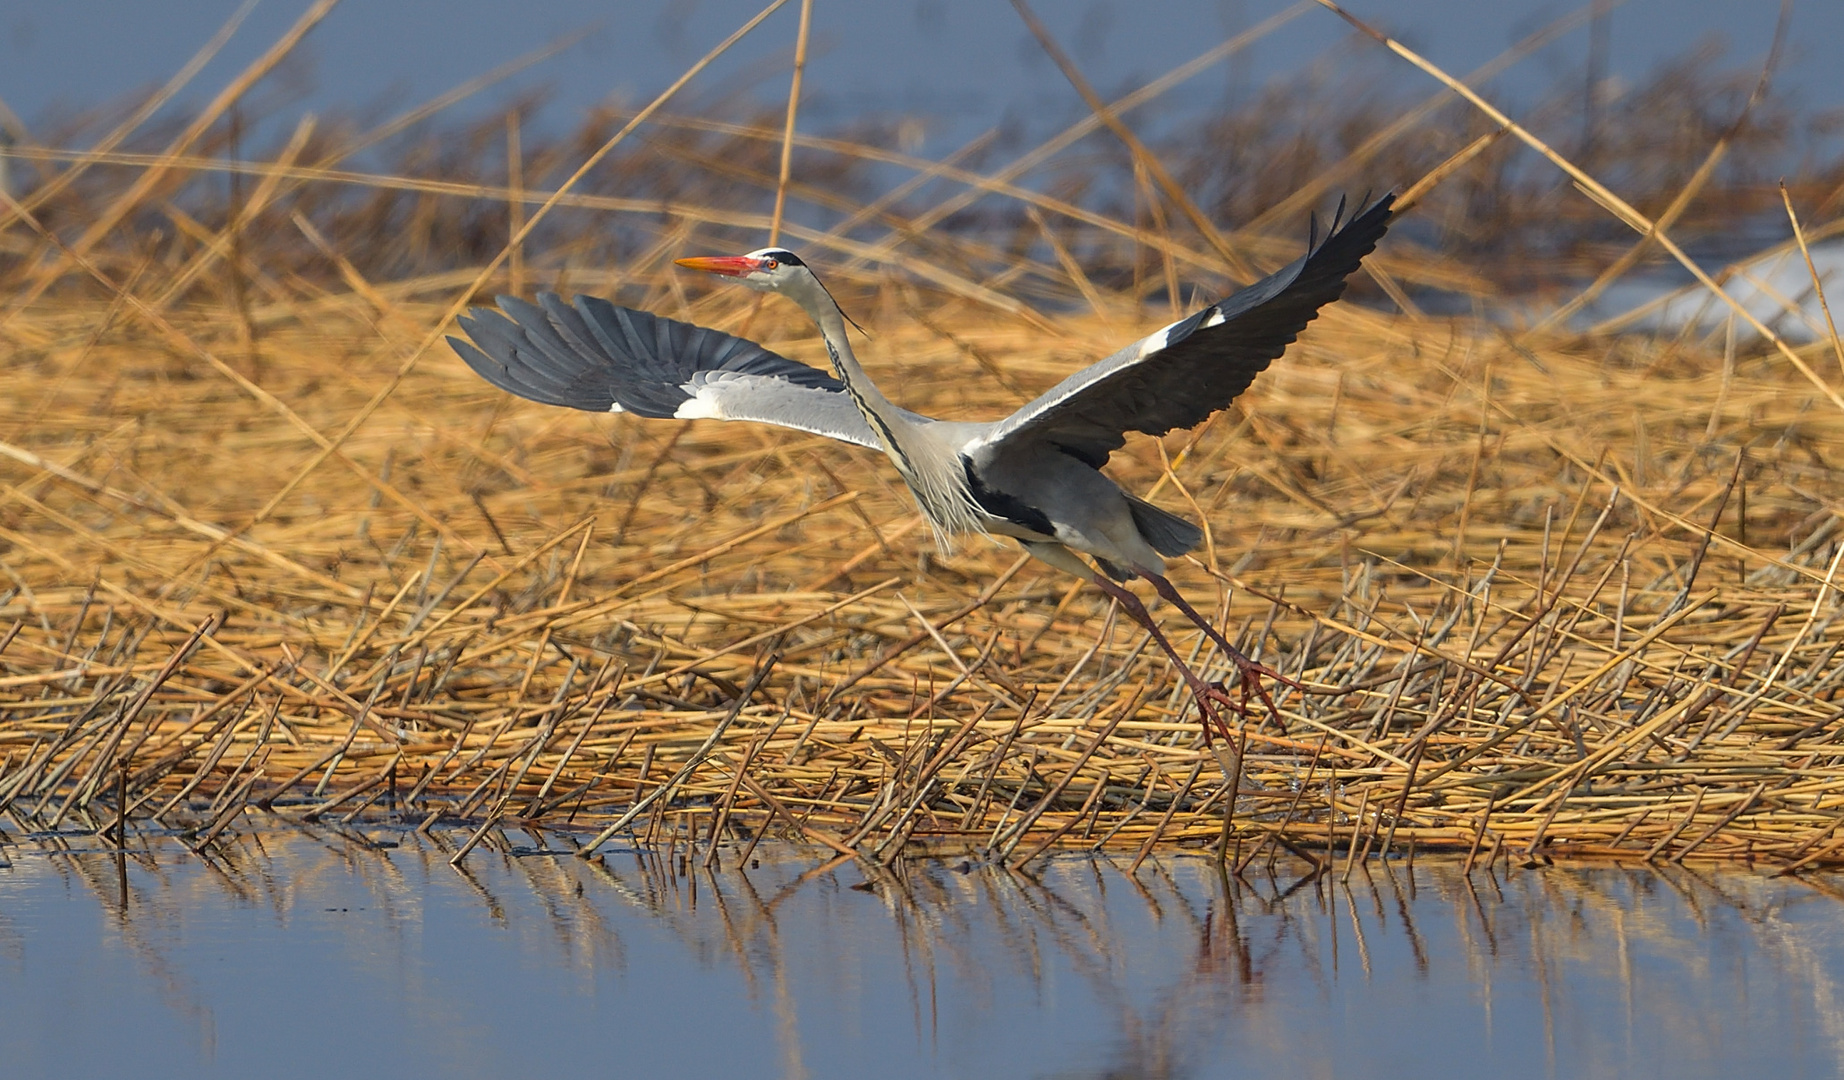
[
  {"left": 674, "top": 247, "right": 812, "bottom": 295},
  {"left": 676, "top": 246, "right": 862, "bottom": 335}
]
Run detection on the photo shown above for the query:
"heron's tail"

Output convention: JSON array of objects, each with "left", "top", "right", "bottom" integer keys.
[{"left": 1125, "top": 495, "right": 1203, "bottom": 557}]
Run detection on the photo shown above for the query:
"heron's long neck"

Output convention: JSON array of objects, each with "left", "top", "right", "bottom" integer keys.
[
  {"left": 810, "top": 305, "right": 903, "bottom": 444},
  {"left": 800, "top": 291, "right": 983, "bottom": 542}
]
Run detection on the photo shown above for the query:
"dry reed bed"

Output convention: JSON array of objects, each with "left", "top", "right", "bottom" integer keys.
[
  {"left": 2, "top": 283, "right": 1842, "bottom": 873},
  {"left": 3, "top": 0, "right": 1843, "bottom": 875}
]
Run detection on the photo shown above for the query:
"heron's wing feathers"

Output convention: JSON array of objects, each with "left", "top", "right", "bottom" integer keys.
[
  {"left": 450, "top": 293, "right": 881, "bottom": 449},
  {"left": 980, "top": 193, "right": 1393, "bottom": 468}
]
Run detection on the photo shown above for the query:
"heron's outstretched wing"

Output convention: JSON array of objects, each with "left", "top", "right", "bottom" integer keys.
[
  {"left": 450, "top": 293, "right": 881, "bottom": 448},
  {"left": 976, "top": 193, "right": 1394, "bottom": 468}
]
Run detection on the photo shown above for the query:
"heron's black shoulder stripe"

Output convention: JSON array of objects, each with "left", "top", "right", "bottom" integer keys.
[{"left": 962, "top": 457, "right": 1053, "bottom": 536}]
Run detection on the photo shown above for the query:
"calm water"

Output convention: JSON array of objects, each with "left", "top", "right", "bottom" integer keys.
[{"left": 4, "top": 826, "right": 1844, "bottom": 1080}]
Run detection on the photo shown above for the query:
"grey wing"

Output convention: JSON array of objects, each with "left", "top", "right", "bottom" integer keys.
[
  {"left": 450, "top": 293, "right": 879, "bottom": 448},
  {"left": 977, "top": 193, "right": 1393, "bottom": 468}
]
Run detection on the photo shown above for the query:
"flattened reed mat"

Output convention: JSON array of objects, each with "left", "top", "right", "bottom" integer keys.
[
  {"left": 3, "top": 293, "right": 1842, "bottom": 872},
  {"left": 3, "top": 3, "right": 1843, "bottom": 870}
]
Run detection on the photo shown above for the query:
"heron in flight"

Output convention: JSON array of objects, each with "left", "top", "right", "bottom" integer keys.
[{"left": 451, "top": 193, "right": 1393, "bottom": 741}]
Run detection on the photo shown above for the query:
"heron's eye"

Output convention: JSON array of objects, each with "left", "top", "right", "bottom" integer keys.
[{"left": 762, "top": 258, "right": 778, "bottom": 270}]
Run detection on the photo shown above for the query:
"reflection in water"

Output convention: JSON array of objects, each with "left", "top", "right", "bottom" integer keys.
[{"left": 4, "top": 825, "right": 1844, "bottom": 1079}]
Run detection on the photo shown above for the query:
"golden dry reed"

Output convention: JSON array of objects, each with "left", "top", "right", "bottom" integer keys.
[{"left": 1, "top": 2, "right": 1843, "bottom": 874}]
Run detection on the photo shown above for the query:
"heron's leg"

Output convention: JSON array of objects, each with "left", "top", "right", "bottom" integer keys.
[
  {"left": 1140, "top": 571, "right": 1295, "bottom": 733},
  {"left": 1017, "top": 540, "right": 1240, "bottom": 742},
  {"left": 1087, "top": 573, "right": 1237, "bottom": 745}
]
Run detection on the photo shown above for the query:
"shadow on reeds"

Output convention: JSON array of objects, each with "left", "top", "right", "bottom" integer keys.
[{"left": 5, "top": 826, "right": 1844, "bottom": 1078}]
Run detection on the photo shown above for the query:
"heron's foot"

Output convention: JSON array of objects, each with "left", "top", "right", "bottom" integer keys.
[
  {"left": 1208, "top": 656, "right": 1296, "bottom": 736},
  {"left": 1187, "top": 683, "right": 1240, "bottom": 746}
]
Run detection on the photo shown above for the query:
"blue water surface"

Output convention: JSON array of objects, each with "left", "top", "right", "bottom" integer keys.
[{"left": 3, "top": 828, "right": 1843, "bottom": 1080}]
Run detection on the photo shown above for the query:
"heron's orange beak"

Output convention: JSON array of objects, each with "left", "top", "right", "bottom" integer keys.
[{"left": 674, "top": 255, "right": 765, "bottom": 278}]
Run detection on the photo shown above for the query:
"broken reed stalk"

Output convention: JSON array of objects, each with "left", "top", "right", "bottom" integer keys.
[{"left": 575, "top": 654, "right": 778, "bottom": 857}]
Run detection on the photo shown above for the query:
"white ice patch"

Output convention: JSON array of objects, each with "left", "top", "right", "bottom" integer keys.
[{"left": 1591, "top": 239, "right": 1844, "bottom": 344}]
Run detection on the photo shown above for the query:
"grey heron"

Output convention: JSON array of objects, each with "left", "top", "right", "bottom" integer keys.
[{"left": 451, "top": 193, "right": 1393, "bottom": 741}]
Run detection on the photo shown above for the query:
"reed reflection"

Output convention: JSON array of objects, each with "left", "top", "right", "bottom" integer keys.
[{"left": 6, "top": 825, "right": 1844, "bottom": 1079}]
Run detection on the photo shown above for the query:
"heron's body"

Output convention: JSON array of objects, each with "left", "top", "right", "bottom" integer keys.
[{"left": 453, "top": 193, "right": 1394, "bottom": 737}]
